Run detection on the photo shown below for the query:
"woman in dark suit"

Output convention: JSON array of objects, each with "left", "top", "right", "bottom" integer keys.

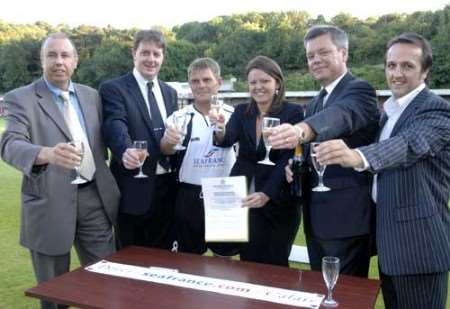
[{"left": 213, "top": 55, "right": 304, "bottom": 266}]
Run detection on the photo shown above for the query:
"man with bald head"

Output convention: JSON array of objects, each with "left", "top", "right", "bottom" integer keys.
[{"left": 0, "top": 32, "right": 119, "bottom": 309}]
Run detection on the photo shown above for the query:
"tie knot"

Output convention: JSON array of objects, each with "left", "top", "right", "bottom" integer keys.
[
  {"left": 318, "top": 88, "right": 327, "bottom": 98},
  {"left": 60, "top": 91, "right": 70, "bottom": 103},
  {"left": 147, "top": 81, "right": 154, "bottom": 90}
]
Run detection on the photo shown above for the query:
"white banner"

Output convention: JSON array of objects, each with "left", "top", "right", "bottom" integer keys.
[{"left": 86, "top": 260, "right": 324, "bottom": 308}]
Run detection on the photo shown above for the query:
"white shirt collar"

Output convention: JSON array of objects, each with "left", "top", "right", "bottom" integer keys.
[
  {"left": 133, "top": 68, "right": 158, "bottom": 89},
  {"left": 384, "top": 83, "right": 426, "bottom": 118},
  {"left": 323, "top": 71, "right": 347, "bottom": 95}
]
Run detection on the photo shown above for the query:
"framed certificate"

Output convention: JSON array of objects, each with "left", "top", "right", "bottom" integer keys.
[{"left": 201, "top": 176, "right": 248, "bottom": 242}]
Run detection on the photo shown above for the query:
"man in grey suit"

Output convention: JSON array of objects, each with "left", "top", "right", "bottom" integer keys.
[
  {"left": 0, "top": 32, "right": 120, "bottom": 309},
  {"left": 315, "top": 33, "right": 450, "bottom": 309}
]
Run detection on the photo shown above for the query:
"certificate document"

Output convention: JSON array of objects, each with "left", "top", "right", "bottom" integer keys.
[{"left": 201, "top": 176, "right": 248, "bottom": 242}]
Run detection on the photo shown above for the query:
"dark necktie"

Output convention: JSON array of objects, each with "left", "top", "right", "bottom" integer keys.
[
  {"left": 147, "top": 81, "right": 171, "bottom": 170},
  {"left": 147, "top": 81, "right": 165, "bottom": 141},
  {"left": 314, "top": 88, "right": 328, "bottom": 114}
]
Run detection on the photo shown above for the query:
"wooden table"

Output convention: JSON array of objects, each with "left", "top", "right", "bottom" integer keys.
[{"left": 26, "top": 246, "right": 380, "bottom": 308}]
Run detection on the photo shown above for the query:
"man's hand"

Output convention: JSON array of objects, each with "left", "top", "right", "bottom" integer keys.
[
  {"left": 36, "top": 143, "right": 82, "bottom": 169},
  {"left": 285, "top": 159, "right": 294, "bottom": 183},
  {"left": 268, "top": 123, "right": 298, "bottom": 149},
  {"left": 241, "top": 192, "right": 270, "bottom": 208},
  {"left": 208, "top": 108, "right": 226, "bottom": 131},
  {"left": 163, "top": 125, "right": 183, "bottom": 147},
  {"left": 315, "top": 139, "right": 364, "bottom": 168},
  {"left": 122, "top": 148, "right": 147, "bottom": 170}
]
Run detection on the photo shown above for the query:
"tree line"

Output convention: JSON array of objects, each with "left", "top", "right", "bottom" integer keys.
[{"left": 1, "top": 6, "right": 450, "bottom": 93}]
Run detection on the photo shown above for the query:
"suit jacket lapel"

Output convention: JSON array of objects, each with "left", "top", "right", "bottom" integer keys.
[
  {"left": 35, "top": 79, "right": 72, "bottom": 140},
  {"left": 125, "top": 74, "right": 156, "bottom": 137},
  {"left": 390, "top": 88, "right": 428, "bottom": 136},
  {"left": 243, "top": 104, "right": 259, "bottom": 148}
]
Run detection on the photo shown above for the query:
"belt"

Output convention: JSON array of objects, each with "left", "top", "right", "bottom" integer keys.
[{"left": 78, "top": 179, "right": 95, "bottom": 189}]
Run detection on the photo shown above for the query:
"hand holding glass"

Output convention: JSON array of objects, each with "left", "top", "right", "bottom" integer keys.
[
  {"left": 258, "top": 117, "right": 280, "bottom": 165},
  {"left": 322, "top": 256, "right": 340, "bottom": 307},
  {"left": 210, "top": 94, "right": 224, "bottom": 132},
  {"left": 68, "top": 140, "right": 87, "bottom": 184},
  {"left": 310, "top": 142, "right": 330, "bottom": 191},
  {"left": 173, "top": 113, "right": 189, "bottom": 151},
  {"left": 132, "top": 140, "right": 148, "bottom": 178}
]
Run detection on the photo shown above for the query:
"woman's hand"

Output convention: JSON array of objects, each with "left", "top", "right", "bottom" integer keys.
[{"left": 241, "top": 192, "right": 270, "bottom": 208}]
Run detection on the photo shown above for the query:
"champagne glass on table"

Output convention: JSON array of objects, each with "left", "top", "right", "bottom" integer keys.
[
  {"left": 132, "top": 140, "right": 148, "bottom": 178},
  {"left": 322, "top": 256, "right": 340, "bottom": 307},
  {"left": 68, "top": 140, "right": 86, "bottom": 185},
  {"left": 258, "top": 117, "right": 280, "bottom": 165},
  {"left": 310, "top": 142, "right": 330, "bottom": 192},
  {"left": 210, "top": 94, "right": 223, "bottom": 132},
  {"left": 173, "top": 113, "right": 189, "bottom": 151}
]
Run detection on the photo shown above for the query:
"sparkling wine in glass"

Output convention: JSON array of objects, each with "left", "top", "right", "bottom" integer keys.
[
  {"left": 310, "top": 142, "right": 330, "bottom": 192},
  {"left": 322, "top": 256, "right": 340, "bottom": 307},
  {"left": 210, "top": 94, "right": 224, "bottom": 132},
  {"left": 173, "top": 113, "right": 189, "bottom": 151},
  {"left": 133, "top": 140, "right": 148, "bottom": 178},
  {"left": 69, "top": 140, "right": 87, "bottom": 184},
  {"left": 258, "top": 117, "right": 280, "bottom": 165}
]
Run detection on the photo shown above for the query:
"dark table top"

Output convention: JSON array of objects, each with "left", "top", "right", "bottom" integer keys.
[{"left": 26, "top": 246, "right": 380, "bottom": 309}]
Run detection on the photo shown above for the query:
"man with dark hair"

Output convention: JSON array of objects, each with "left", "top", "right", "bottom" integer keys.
[
  {"left": 270, "top": 25, "right": 380, "bottom": 277},
  {"left": 315, "top": 32, "right": 450, "bottom": 309},
  {"left": 100, "top": 29, "right": 178, "bottom": 249},
  {"left": 0, "top": 32, "right": 120, "bottom": 309}
]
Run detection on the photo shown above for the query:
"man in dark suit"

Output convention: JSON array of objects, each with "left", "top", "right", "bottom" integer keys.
[
  {"left": 315, "top": 32, "right": 450, "bottom": 309},
  {"left": 100, "top": 29, "right": 178, "bottom": 250},
  {"left": 270, "top": 25, "right": 380, "bottom": 277},
  {"left": 0, "top": 32, "right": 120, "bottom": 309}
]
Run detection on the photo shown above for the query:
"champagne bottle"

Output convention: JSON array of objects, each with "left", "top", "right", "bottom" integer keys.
[{"left": 290, "top": 144, "right": 308, "bottom": 198}]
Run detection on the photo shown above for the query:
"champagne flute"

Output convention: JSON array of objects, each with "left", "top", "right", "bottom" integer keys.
[
  {"left": 132, "top": 140, "right": 148, "bottom": 178},
  {"left": 210, "top": 94, "right": 223, "bottom": 132},
  {"left": 173, "top": 113, "right": 189, "bottom": 151},
  {"left": 258, "top": 117, "right": 280, "bottom": 165},
  {"left": 68, "top": 140, "right": 87, "bottom": 184},
  {"left": 310, "top": 142, "right": 330, "bottom": 192},
  {"left": 322, "top": 256, "right": 340, "bottom": 307}
]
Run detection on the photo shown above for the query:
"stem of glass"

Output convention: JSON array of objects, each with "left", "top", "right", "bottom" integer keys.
[{"left": 264, "top": 147, "right": 271, "bottom": 161}]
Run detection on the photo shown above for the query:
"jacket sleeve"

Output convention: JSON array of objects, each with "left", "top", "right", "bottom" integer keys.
[
  {"left": 305, "top": 79, "right": 379, "bottom": 142},
  {"left": 360, "top": 96, "right": 450, "bottom": 173},
  {"left": 0, "top": 91, "right": 44, "bottom": 177},
  {"left": 100, "top": 81, "right": 132, "bottom": 159}
]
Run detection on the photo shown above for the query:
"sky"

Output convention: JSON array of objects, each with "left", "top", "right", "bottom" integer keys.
[{"left": 1, "top": 0, "right": 449, "bottom": 29}]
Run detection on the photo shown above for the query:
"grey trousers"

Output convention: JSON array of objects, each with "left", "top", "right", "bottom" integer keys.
[{"left": 30, "top": 183, "right": 115, "bottom": 309}]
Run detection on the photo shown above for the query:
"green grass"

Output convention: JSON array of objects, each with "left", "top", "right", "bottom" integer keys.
[{"left": 0, "top": 117, "right": 448, "bottom": 308}]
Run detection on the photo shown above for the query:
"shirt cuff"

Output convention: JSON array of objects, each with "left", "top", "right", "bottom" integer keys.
[{"left": 354, "top": 149, "right": 370, "bottom": 172}]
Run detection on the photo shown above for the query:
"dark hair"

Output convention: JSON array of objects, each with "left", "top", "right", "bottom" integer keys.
[
  {"left": 245, "top": 55, "right": 285, "bottom": 115},
  {"left": 133, "top": 29, "right": 165, "bottom": 51},
  {"left": 386, "top": 32, "right": 432, "bottom": 73},
  {"left": 40, "top": 32, "right": 78, "bottom": 58},
  {"left": 304, "top": 25, "right": 349, "bottom": 50},
  {"left": 188, "top": 57, "right": 221, "bottom": 80}
]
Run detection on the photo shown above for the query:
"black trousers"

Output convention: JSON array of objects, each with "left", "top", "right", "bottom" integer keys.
[
  {"left": 117, "top": 173, "right": 177, "bottom": 250},
  {"left": 305, "top": 234, "right": 371, "bottom": 277},
  {"left": 174, "top": 183, "right": 239, "bottom": 256},
  {"left": 240, "top": 203, "right": 301, "bottom": 267},
  {"left": 380, "top": 270, "right": 448, "bottom": 309}
]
